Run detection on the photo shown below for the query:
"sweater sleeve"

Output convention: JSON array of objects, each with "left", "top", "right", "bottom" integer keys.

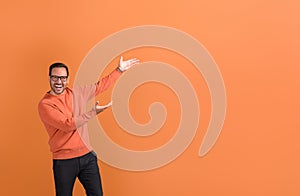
[
  {"left": 38, "top": 100, "right": 97, "bottom": 133},
  {"left": 95, "top": 68, "right": 122, "bottom": 96},
  {"left": 76, "top": 68, "right": 122, "bottom": 102}
]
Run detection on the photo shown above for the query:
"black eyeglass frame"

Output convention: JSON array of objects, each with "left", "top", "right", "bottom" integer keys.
[{"left": 50, "top": 75, "right": 68, "bottom": 82}]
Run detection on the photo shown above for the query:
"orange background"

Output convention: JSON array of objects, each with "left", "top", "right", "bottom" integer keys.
[{"left": 1, "top": 0, "right": 299, "bottom": 195}]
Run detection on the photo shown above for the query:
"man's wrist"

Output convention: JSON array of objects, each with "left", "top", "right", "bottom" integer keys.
[{"left": 117, "top": 66, "right": 124, "bottom": 73}]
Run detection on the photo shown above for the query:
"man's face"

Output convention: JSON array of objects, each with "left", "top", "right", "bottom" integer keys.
[{"left": 49, "top": 67, "right": 69, "bottom": 95}]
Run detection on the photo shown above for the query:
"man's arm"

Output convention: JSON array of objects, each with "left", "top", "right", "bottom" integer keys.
[
  {"left": 94, "top": 68, "right": 122, "bottom": 96},
  {"left": 94, "top": 56, "right": 140, "bottom": 96},
  {"left": 38, "top": 101, "right": 97, "bottom": 133}
]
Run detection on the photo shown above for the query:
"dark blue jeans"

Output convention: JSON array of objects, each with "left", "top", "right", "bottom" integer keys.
[{"left": 53, "top": 151, "right": 103, "bottom": 196}]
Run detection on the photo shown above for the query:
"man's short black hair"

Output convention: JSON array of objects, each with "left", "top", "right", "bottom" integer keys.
[{"left": 49, "top": 62, "right": 69, "bottom": 76}]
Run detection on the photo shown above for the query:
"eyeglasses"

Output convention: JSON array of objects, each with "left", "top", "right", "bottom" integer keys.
[{"left": 50, "top": 75, "right": 68, "bottom": 82}]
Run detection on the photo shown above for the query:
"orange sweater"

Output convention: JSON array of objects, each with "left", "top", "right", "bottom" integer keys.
[{"left": 38, "top": 69, "right": 121, "bottom": 159}]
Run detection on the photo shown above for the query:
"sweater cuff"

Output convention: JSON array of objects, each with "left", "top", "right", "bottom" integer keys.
[
  {"left": 85, "top": 109, "right": 97, "bottom": 119},
  {"left": 75, "top": 109, "right": 97, "bottom": 128}
]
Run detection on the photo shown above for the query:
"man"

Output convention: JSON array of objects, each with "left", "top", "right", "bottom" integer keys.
[{"left": 38, "top": 56, "right": 139, "bottom": 196}]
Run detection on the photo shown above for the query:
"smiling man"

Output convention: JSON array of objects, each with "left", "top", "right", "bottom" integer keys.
[
  {"left": 49, "top": 63, "right": 69, "bottom": 95},
  {"left": 38, "top": 57, "right": 139, "bottom": 196}
]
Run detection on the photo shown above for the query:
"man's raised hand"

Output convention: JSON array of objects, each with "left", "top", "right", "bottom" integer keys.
[{"left": 118, "top": 56, "right": 140, "bottom": 72}]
